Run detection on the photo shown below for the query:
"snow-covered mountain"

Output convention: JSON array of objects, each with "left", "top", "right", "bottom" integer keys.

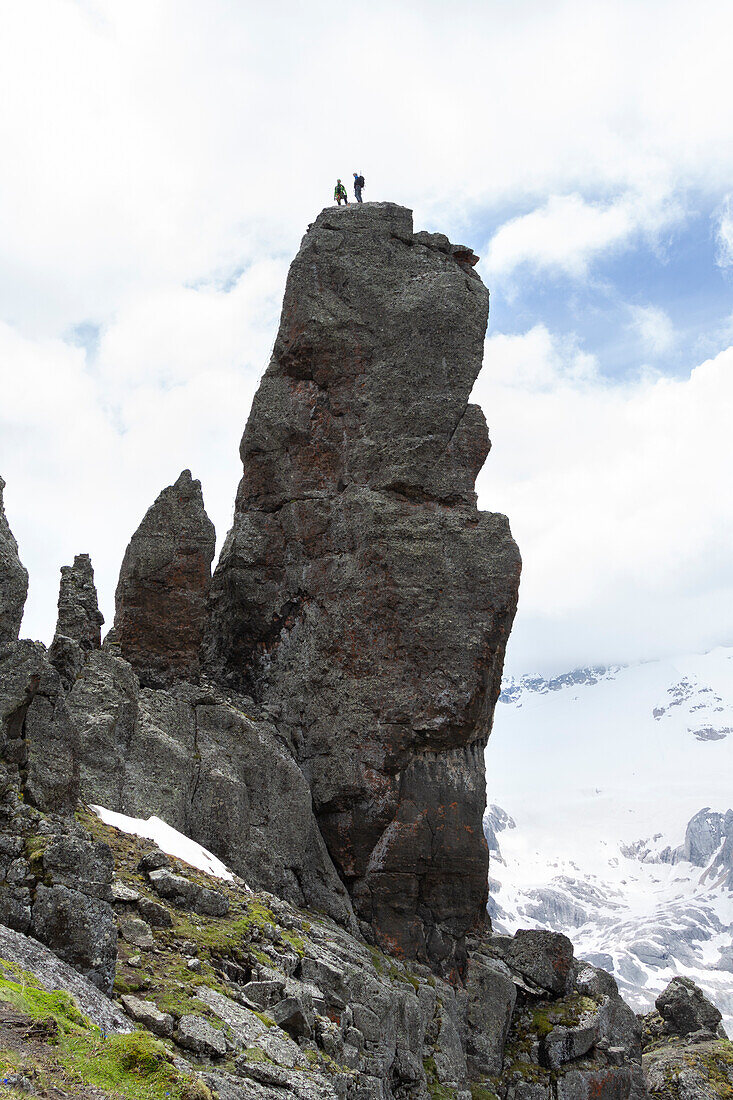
[{"left": 485, "top": 646, "right": 733, "bottom": 1028}]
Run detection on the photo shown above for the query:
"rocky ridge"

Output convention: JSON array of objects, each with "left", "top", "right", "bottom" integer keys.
[{"left": 0, "top": 805, "right": 652, "bottom": 1100}]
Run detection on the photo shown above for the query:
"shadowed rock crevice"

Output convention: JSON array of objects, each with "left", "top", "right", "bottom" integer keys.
[{"left": 206, "top": 203, "right": 522, "bottom": 968}]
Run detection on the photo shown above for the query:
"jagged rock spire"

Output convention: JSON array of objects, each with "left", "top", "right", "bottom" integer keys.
[
  {"left": 54, "top": 554, "right": 104, "bottom": 650},
  {"left": 114, "top": 470, "right": 215, "bottom": 686},
  {"left": 206, "top": 203, "right": 521, "bottom": 968},
  {"left": 0, "top": 476, "right": 29, "bottom": 647}
]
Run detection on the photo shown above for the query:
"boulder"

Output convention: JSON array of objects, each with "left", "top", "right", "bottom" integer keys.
[
  {"left": 112, "top": 469, "right": 215, "bottom": 686},
  {"left": 205, "top": 203, "right": 521, "bottom": 966},
  {"left": 490, "top": 929, "right": 575, "bottom": 996},
  {"left": 148, "top": 867, "right": 229, "bottom": 917},
  {"left": 176, "top": 1014, "right": 227, "bottom": 1058},
  {"left": 120, "top": 994, "right": 174, "bottom": 1038},
  {"left": 459, "top": 952, "right": 517, "bottom": 1074},
  {"left": 111, "top": 880, "right": 141, "bottom": 904},
  {"left": 118, "top": 916, "right": 155, "bottom": 950},
  {"left": 136, "top": 897, "right": 173, "bottom": 927},
  {"left": 30, "top": 883, "right": 118, "bottom": 994},
  {"left": 655, "top": 976, "right": 723, "bottom": 1038},
  {"left": 0, "top": 477, "right": 28, "bottom": 648}
]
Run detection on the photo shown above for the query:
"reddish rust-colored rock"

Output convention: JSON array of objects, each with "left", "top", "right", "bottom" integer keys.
[
  {"left": 206, "top": 204, "right": 521, "bottom": 969},
  {"left": 113, "top": 470, "right": 215, "bottom": 686}
]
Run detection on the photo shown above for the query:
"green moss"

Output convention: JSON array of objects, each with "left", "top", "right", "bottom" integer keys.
[
  {"left": 62, "top": 1030, "right": 185, "bottom": 1099},
  {"left": 531, "top": 994, "right": 598, "bottom": 1038},
  {"left": 0, "top": 963, "right": 209, "bottom": 1100},
  {"left": 243, "top": 1046, "right": 276, "bottom": 1065},
  {"left": 682, "top": 1043, "right": 733, "bottom": 1100},
  {"left": 423, "top": 1055, "right": 459, "bottom": 1100},
  {"left": 252, "top": 1010, "right": 276, "bottom": 1029},
  {"left": 250, "top": 948, "right": 274, "bottom": 968},
  {"left": 387, "top": 961, "right": 420, "bottom": 992},
  {"left": 470, "top": 1087, "right": 500, "bottom": 1100},
  {"left": 368, "top": 946, "right": 386, "bottom": 975},
  {"left": 169, "top": 899, "right": 279, "bottom": 968},
  {"left": 0, "top": 960, "right": 86, "bottom": 1032},
  {"left": 24, "top": 835, "right": 48, "bottom": 872},
  {"left": 280, "top": 928, "right": 306, "bottom": 956}
]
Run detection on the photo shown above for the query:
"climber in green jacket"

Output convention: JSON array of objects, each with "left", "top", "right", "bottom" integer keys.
[{"left": 334, "top": 179, "right": 349, "bottom": 206}]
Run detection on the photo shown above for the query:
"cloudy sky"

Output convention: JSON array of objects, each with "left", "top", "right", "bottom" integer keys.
[{"left": 1, "top": 0, "right": 731, "bottom": 676}]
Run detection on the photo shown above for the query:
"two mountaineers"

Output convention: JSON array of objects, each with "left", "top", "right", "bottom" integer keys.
[
  {"left": 353, "top": 172, "right": 365, "bottom": 202},
  {"left": 334, "top": 179, "right": 348, "bottom": 205}
]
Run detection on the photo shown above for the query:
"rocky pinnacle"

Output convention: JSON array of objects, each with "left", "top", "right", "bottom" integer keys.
[
  {"left": 206, "top": 204, "right": 521, "bottom": 968},
  {"left": 0, "top": 477, "right": 29, "bottom": 648},
  {"left": 113, "top": 470, "right": 215, "bottom": 686},
  {"left": 54, "top": 554, "right": 104, "bottom": 650}
]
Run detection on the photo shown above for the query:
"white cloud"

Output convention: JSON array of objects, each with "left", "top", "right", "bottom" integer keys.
[
  {"left": 629, "top": 305, "right": 676, "bottom": 356},
  {"left": 0, "top": 1, "right": 732, "bottom": 338},
  {"left": 482, "top": 191, "right": 679, "bottom": 282},
  {"left": 0, "top": 262, "right": 285, "bottom": 642},
  {"left": 2, "top": 0, "right": 733, "bottom": 675},
  {"left": 474, "top": 328, "right": 733, "bottom": 674},
  {"left": 715, "top": 196, "right": 733, "bottom": 268}
]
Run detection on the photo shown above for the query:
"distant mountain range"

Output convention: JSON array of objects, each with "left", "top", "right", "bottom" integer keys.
[{"left": 485, "top": 647, "right": 733, "bottom": 1028}]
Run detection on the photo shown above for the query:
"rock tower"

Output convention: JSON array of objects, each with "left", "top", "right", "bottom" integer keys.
[{"left": 207, "top": 203, "right": 521, "bottom": 966}]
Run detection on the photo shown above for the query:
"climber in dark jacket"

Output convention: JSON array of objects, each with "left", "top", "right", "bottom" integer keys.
[
  {"left": 334, "top": 180, "right": 348, "bottom": 205},
  {"left": 353, "top": 173, "right": 365, "bottom": 202}
]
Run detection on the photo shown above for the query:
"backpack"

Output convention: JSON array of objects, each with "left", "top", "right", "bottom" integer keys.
[{"left": 357, "top": 175, "right": 365, "bottom": 189}]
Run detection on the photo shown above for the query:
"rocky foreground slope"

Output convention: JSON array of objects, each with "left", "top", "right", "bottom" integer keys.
[{"left": 0, "top": 203, "right": 729, "bottom": 1099}]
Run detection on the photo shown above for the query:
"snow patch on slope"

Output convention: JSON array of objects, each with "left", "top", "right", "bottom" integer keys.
[{"left": 91, "top": 805, "right": 237, "bottom": 882}]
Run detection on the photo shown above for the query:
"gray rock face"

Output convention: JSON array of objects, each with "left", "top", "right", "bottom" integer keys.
[
  {"left": 0, "top": 640, "right": 79, "bottom": 814},
  {"left": 206, "top": 202, "right": 521, "bottom": 967},
  {"left": 459, "top": 951, "right": 517, "bottom": 1074},
  {"left": 147, "top": 867, "right": 229, "bottom": 917},
  {"left": 54, "top": 554, "right": 104, "bottom": 651},
  {"left": 0, "top": 477, "right": 28, "bottom": 648},
  {"left": 30, "top": 882, "right": 117, "bottom": 994},
  {"left": 113, "top": 469, "right": 215, "bottom": 686},
  {"left": 68, "top": 650, "right": 355, "bottom": 928}
]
